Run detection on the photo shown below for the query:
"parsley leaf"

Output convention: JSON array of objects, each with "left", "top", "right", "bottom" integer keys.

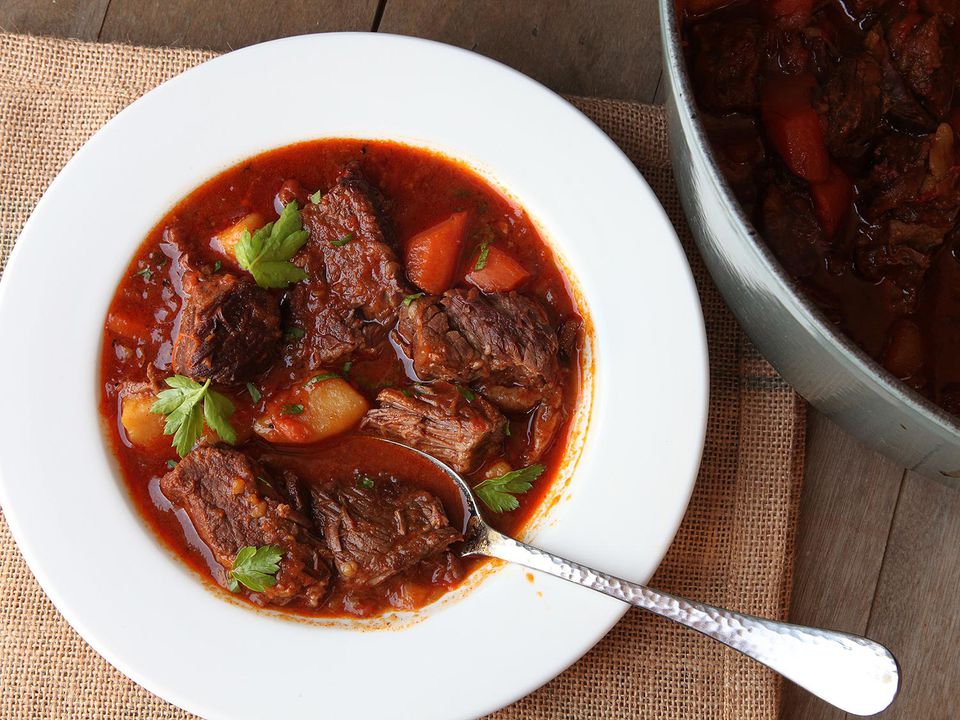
[
  {"left": 151, "top": 375, "right": 237, "bottom": 457},
  {"left": 134, "top": 267, "right": 153, "bottom": 281},
  {"left": 342, "top": 360, "right": 353, "bottom": 375},
  {"left": 473, "top": 464, "right": 544, "bottom": 513},
  {"left": 457, "top": 385, "right": 476, "bottom": 402},
  {"left": 284, "top": 326, "right": 305, "bottom": 342},
  {"left": 235, "top": 202, "right": 309, "bottom": 288},
  {"left": 503, "top": 421, "right": 512, "bottom": 437},
  {"left": 474, "top": 242, "right": 491, "bottom": 271},
  {"left": 165, "top": 459, "right": 177, "bottom": 470},
  {"left": 309, "top": 189, "right": 323, "bottom": 204},
  {"left": 357, "top": 475, "right": 375, "bottom": 490},
  {"left": 212, "top": 260, "right": 222, "bottom": 273},
  {"left": 245, "top": 382, "right": 262, "bottom": 403},
  {"left": 403, "top": 292, "right": 425, "bottom": 307},
  {"left": 282, "top": 403, "right": 304, "bottom": 415},
  {"left": 227, "top": 545, "right": 283, "bottom": 593},
  {"left": 331, "top": 233, "right": 354, "bottom": 247},
  {"left": 305, "top": 373, "right": 339, "bottom": 387}
]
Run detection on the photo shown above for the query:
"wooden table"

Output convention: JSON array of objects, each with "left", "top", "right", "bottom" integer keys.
[{"left": 3, "top": 2, "right": 958, "bottom": 718}]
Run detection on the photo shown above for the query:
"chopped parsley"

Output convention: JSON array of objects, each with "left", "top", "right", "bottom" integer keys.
[
  {"left": 134, "top": 267, "right": 153, "bottom": 281},
  {"left": 165, "top": 459, "right": 177, "bottom": 470},
  {"left": 227, "top": 545, "right": 283, "bottom": 593},
  {"left": 150, "top": 375, "right": 236, "bottom": 457},
  {"left": 309, "top": 189, "right": 323, "bottom": 204},
  {"left": 212, "top": 260, "right": 222, "bottom": 273},
  {"left": 235, "top": 201, "right": 309, "bottom": 288},
  {"left": 281, "top": 403, "right": 305, "bottom": 415},
  {"left": 357, "top": 475, "right": 375, "bottom": 490},
  {"left": 342, "top": 360, "right": 353, "bottom": 375},
  {"left": 503, "top": 421, "right": 512, "bottom": 437},
  {"left": 305, "top": 373, "right": 339, "bottom": 387},
  {"left": 245, "top": 382, "right": 262, "bottom": 403},
  {"left": 403, "top": 292, "right": 425, "bottom": 307},
  {"left": 331, "top": 233, "right": 354, "bottom": 247},
  {"left": 473, "top": 465, "right": 544, "bottom": 513},
  {"left": 457, "top": 385, "right": 476, "bottom": 402},
  {"left": 284, "top": 327, "right": 305, "bottom": 342}
]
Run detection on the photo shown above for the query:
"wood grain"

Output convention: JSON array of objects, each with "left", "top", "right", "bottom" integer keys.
[
  {"left": 780, "top": 412, "right": 904, "bottom": 719},
  {"left": 378, "top": 0, "right": 664, "bottom": 103},
  {"left": 0, "top": 0, "right": 109, "bottom": 40},
  {"left": 863, "top": 472, "right": 960, "bottom": 718},
  {"left": 98, "top": 0, "right": 380, "bottom": 50}
]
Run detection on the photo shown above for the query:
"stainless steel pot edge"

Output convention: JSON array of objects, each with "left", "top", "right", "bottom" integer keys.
[{"left": 658, "top": 0, "right": 960, "bottom": 484}]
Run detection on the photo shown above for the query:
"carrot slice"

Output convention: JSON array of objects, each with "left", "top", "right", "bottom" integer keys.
[
  {"left": 761, "top": 73, "right": 830, "bottom": 184},
  {"left": 811, "top": 165, "right": 853, "bottom": 238},
  {"left": 466, "top": 245, "right": 531, "bottom": 293},
  {"left": 405, "top": 212, "right": 469, "bottom": 294}
]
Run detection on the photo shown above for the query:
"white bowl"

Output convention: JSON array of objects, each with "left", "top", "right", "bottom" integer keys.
[{"left": 0, "top": 33, "right": 708, "bottom": 720}]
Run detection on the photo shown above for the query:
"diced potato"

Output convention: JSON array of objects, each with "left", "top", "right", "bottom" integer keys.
[
  {"left": 255, "top": 378, "right": 369, "bottom": 444},
  {"left": 121, "top": 393, "right": 166, "bottom": 448},
  {"left": 214, "top": 212, "right": 264, "bottom": 259}
]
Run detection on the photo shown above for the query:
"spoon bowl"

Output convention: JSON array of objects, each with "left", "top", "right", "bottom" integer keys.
[{"left": 380, "top": 439, "right": 900, "bottom": 717}]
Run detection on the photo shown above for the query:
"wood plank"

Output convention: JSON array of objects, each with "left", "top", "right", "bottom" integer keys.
[
  {"left": 98, "top": 0, "right": 380, "bottom": 50},
  {"left": 862, "top": 471, "right": 960, "bottom": 718},
  {"left": 781, "top": 411, "right": 904, "bottom": 720},
  {"left": 378, "top": 0, "right": 663, "bottom": 103},
  {"left": 0, "top": 0, "right": 109, "bottom": 40}
]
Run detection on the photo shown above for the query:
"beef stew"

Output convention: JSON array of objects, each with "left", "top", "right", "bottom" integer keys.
[{"left": 100, "top": 140, "right": 587, "bottom": 618}]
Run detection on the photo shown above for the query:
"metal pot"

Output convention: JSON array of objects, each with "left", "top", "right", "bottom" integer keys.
[{"left": 659, "top": 1, "right": 960, "bottom": 484}]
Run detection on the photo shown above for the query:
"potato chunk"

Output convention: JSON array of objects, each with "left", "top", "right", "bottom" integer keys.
[
  {"left": 214, "top": 212, "right": 264, "bottom": 259},
  {"left": 254, "top": 377, "right": 368, "bottom": 444},
  {"left": 120, "top": 393, "right": 166, "bottom": 447}
]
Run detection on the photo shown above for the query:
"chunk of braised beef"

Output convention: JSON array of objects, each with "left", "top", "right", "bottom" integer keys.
[
  {"left": 865, "top": 29, "right": 939, "bottom": 133},
  {"left": 308, "top": 477, "right": 461, "bottom": 588},
  {"left": 160, "top": 445, "right": 331, "bottom": 607},
  {"left": 761, "top": 179, "right": 827, "bottom": 279},
  {"left": 883, "top": 11, "right": 956, "bottom": 120},
  {"left": 360, "top": 382, "right": 506, "bottom": 473},
  {"left": 691, "top": 19, "right": 764, "bottom": 113},
  {"left": 172, "top": 272, "right": 281, "bottom": 384},
  {"left": 823, "top": 55, "right": 884, "bottom": 160},
  {"left": 286, "top": 163, "right": 408, "bottom": 368}
]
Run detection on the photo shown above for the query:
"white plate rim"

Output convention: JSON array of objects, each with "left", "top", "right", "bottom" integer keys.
[{"left": 0, "top": 33, "right": 708, "bottom": 720}]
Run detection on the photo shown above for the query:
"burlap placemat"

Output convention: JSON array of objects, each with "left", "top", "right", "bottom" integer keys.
[{"left": 0, "top": 33, "right": 805, "bottom": 720}]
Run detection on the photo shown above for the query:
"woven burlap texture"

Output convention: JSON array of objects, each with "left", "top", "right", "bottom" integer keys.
[{"left": 0, "top": 33, "right": 805, "bottom": 720}]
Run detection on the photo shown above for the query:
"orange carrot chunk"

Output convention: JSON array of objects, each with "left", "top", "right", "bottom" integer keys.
[
  {"left": 405, "top": 212, "right": 469, "bottom": 294},
  {"left": 466, "top": 245, "right": 531, "bottom": 293}
]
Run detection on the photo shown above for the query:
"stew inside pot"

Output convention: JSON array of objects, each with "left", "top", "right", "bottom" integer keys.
[{"left": 683, "top": 0, "right": 960, "bottom": 412}]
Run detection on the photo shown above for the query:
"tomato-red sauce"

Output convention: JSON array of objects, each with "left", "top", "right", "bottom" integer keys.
[{"left": 100, "top": 139, "right": 585, "bottom": 618}]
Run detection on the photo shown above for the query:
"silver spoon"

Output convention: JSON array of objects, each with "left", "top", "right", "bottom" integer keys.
[{"left": 385, "top": 441, "right": 900, "bottom": 716}]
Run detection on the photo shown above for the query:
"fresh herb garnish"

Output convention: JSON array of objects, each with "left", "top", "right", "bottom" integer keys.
[
  {"left": 401, "top": 388, "right": 413, "bottom": 397},
  {"left": 403, "top": 292, "right": 425, "bottom": 307},
  {"left": 212, "top": 260, "right": 222, "bottom": 273},
  {"left": 227, "top": 545, "right": 283, "bottom": 593},
  {"left": 165, "top": 459, "right": 177, "bottom": 470},
  {"left": 151, "top": 375, "right": 237, "bottom": 457},
  {"left": 245, "top": 382, "right": 262, "bottom": 403},
  {"left": 342, "top": 360, "right": 353, "bottom": 375},
  {"left": 473, "top": 465, "right": 544, "bottom": 513},
  {"left": 457, "top": 385, "right": 476, "bottom": 402},
  {"left": 357, "top": 475, "right": 375, "bottom": 490},
  {"left": 305, "top": 373, "right": 339, "bottom": 387},
  {"left": 284, "top": 327, "right": 305, "bottom": 342},
  {"left": 235, "top": 201, "right": 309, "bottom": 288},
  {"left": 309, "top": 189, "right": 323, "bottom": 204},
  {"left": 331, "top": 233, "right": 354, "bottom": 247},
  {"left": 257, "top": 475, "right": 273, "bottom": 489},
  {"left": 503, "top": 421, "right": 511, "bottom": 437},
  {"left": 281, "top": 403, "right": 305, "bottom": 415},
  {"left": 474, "top": 242, "right": 491, "bottom": 271},
  {"left": 134, "top": 267, "right": 153, "bottom": 281}
]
